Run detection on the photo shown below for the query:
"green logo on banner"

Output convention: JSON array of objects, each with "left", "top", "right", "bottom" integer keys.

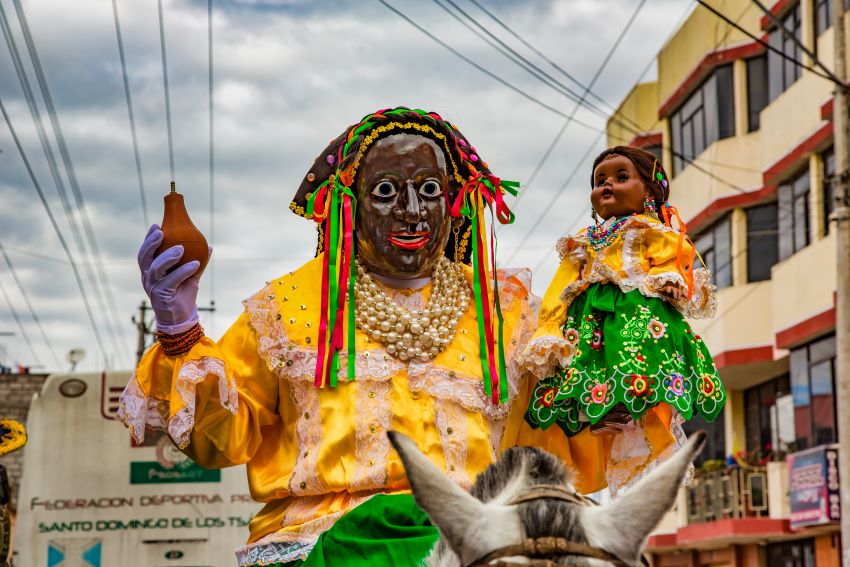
[{"left": 130, "top": 461, "right": 220, "bottom": 484}]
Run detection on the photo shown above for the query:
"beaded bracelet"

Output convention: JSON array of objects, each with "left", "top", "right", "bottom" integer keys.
[{"left": 156, "top": 323, "right": 205, "bottom": 357}]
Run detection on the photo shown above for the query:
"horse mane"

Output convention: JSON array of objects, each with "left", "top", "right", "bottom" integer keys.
[{"left": 429, "top": 446, "right": 594, "bottom": 566}]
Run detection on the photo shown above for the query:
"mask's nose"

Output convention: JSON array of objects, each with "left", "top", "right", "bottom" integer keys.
[{"left": 394, "top": 180, "right": 425, "bottom": 225}]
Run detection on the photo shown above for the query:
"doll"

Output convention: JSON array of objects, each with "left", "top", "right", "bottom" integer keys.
[{"left": 522, "top": 146, "right": 726, "bottom": 438}]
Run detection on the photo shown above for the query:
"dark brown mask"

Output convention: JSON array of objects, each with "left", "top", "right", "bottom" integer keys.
[{"left": 355, "top": 133, "right": 456, "bottom": 279}]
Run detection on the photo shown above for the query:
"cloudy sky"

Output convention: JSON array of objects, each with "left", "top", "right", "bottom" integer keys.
[{"left": 0, "top": 0, "right": 694, "bottom": 372}]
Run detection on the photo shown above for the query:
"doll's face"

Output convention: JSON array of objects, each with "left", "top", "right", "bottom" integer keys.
[
  {"left": 355, "top": 133, "right": 455, "bottom": 279},
  {"left": 591, "top": 154, "right": 648, "bottom": 219}
]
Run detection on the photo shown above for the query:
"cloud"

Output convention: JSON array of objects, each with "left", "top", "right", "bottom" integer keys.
[{"left": 0, "top": 0, "right": 691, "bottom": 371}]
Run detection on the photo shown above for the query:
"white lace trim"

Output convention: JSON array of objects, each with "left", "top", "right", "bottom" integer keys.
[
  {"left": 517, "top": 335, "right": 572, "bottom": 380},
  {"left": 288, "top": 380, "right": 325, "bottom": 496},
  {"left": 236, "top": 539, "right": 317, "bottom": 566},
  {"left": 244, "top": 269, "right": 536, "bottom": 419},
  {"left": 554, "top": 217, "right": 717, "bottom": 320},
  {"left": 606, "top": 411, "right": 686, "bottom": 497},
  {"left": 236, "top": 494, "right": 377, "bottom": 565},
  {"left": 642, "top": 268, "right": 717, "bottom": 319},
  {"left": 116, "top": 374, "right": 168, "bottom": 444},
  {"left": 116, "top": 357, "right": 237, "bottom": 449},
  {"left": 487, "top": 415, "right": 507, "bottom": 461},
  {"left": 351, "top": 380, "right": 393, "bottom": 491},
  {"left": 435, "top": 398, "right": 472, "bottom": 488}
]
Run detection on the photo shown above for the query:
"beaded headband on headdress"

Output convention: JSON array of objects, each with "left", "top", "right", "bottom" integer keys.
[{"left": 289, "top": 106, "right": 519, "bottom": 404}]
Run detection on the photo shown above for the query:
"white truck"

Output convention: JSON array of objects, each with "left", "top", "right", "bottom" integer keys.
[{"left": 12, "top": 372, "right": 261, "bottom": 566}]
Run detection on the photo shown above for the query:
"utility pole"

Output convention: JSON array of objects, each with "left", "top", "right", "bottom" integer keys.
[
  {"left": 831, "top": 1, "right": 850, "bottom": 564},
  {"left": 132, "top": 301, "right": 153, "bottom": 365}
]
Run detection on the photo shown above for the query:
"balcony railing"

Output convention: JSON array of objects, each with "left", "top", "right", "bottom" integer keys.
[{"left": 685, "top": 466, "right": 770, "bottom": 524}]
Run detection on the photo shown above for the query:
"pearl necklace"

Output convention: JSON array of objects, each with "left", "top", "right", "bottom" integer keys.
[
  {"left": 354, "top": 256, "right": 470, "bottom": 363},
  {"left": 587, "top": 214, "right": 635, "bottom": 251}
]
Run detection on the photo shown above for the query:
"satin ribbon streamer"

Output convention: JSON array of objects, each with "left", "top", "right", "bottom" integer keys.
[
  {"left": 450, "top": 174, "right": 519, "bottom": 404},
  {"left": 306, "top": 178, "right": 357, "bottom": 388}
]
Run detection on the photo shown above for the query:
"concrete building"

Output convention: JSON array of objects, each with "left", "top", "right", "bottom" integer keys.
[{"left": 607, "top": 0, "right": 843, "bottom": 565}]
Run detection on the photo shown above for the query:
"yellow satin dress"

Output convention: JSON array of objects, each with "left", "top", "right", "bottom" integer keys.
[{"left": 117, "top": 253, "right": 676, "bottom": 564}]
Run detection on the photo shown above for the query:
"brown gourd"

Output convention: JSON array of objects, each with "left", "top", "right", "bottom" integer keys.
[{"left": 156, "top": 182, "right": 209, "bottom": 275}]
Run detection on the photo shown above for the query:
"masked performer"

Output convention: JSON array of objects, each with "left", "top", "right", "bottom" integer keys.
[{"left": 118, "top": 108, "right": 678, "bottom": 566}]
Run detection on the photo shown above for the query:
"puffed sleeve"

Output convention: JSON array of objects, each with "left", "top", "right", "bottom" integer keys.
[
  {"left": 117, "top": 312, "right": 279, "bottom": 468},
  {"left": 641, "top": 226, "right": 716, "bottom": 319},
  {"left": 517, "top": 237, "right": 585, "bottom": 379}
]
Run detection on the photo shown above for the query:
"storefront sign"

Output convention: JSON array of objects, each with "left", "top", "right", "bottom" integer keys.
[{"left": 788, "top": 444, "right": 840, "bottom": 529}]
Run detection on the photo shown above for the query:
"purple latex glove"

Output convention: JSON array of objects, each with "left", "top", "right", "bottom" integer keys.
[{"left": 138, "top": 224, "right": 205, "bottom": 335}]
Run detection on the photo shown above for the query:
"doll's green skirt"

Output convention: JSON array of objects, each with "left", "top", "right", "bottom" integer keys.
[{"left": 525, "top": 283, "right": 726, "bottom": 437}]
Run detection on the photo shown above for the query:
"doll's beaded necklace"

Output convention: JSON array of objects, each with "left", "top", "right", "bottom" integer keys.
[{"left": 587, "top": 214, "right": 635, "bottom": 251}]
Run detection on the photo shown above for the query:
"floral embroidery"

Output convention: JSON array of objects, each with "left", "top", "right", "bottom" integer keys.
[
  {"left": 590, "top": 382, "right": 608, "bottom": 404},
  {"left": 435, "top": 398, "right": 471, "bottom": 488},
  {"left": 630, "top": 374, "right": 650, "bottom": 397},
  {"left": 666, "top": 373, "right": 685, "bottom": 396},
  {"left": 564, "top": 327, "right": 580, "bottom": 346},
  {"left": 590, "top": 329, "right": 603, "bottom": 350},
  {"left": 647, "top": 318, "right": 667, "bottom": 340}
]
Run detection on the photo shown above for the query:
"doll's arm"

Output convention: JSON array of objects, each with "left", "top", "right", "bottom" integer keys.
[
  {"left": 518, "top": 251, "right": 584, "bottom": 379},
  {"left": 642, "top": 227, "right": 716, "bottom": 319}
]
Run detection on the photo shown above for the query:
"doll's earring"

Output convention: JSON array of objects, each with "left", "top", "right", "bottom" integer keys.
[
  {"left": 591, "top": 209, "right": 600, "bottom": 224},
  {"left": 643, "top": 194, "right": 658, "bottom": 218}
]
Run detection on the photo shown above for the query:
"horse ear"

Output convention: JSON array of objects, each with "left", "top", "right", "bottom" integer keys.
[
  {"left": 388, "top": 431, "right": 523, "bottom": 565},
  {"left": 581, "top": 431, "right": 707, "bottom": 564}
]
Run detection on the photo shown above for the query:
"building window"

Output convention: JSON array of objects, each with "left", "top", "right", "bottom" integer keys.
[
  {"left": 746, "top": 203, "right": 779, "bottom": 282},
  {"left": 746, "top": 55, "right": 768, "bottom": 131},
  {"left": 768, "top": 3, "right": 802, "bottom": 101},
  {"left": 644, "top": 144, "right": 662, "bottom": 162},
  {"left": 766, "top": 538, "right": 816, "bottom": 567},
  {"left": 670, "top": 64, "right": 735, "bottom": 174},
  {"left": 778, "top": 168, "right": 810, "bottom": 260},
  {"left": 791, "top": 335, "right": 837, "bottom": 450},
  {"left": 823, "top": 148, "right": 836, "bottom": 235},
  {"left": 682, "top": 412, "right": 726, "bottom": 467},
  {"left": 745, "top": 375, "right": 792, "bottom": 454},
  {"left": 815, "top": 0, "right": 850, "bottom": 36},
  {"left": 694, "top": 214, "right": 732, "bottom": 288}
]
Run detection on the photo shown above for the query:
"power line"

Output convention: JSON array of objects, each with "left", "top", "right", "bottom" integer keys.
[
  {"left": 375, "top": 0, "right": 602, "bottom": 132},
  {"left": 0, "top": 239, "right": 61, "bottom": 367},
  {"left": 503, "top": 130, "right": 606, "bottom": 267},
  {"left": 695, "top": 0, "right": 841, "bottom": 87},
  {"left": 0, "top": 269, "right": 40, "bottom": 366},
  {"left": 0, "top": 96, "right": 109, "bottom": 362},
  {"left": 158, "top": 0, "right": 176, "bottom": 182},
  {"left": 750, "top": 0, "right": 845, "bottom": 87},
  {"left": 208, "top": 0, "right": 216, "bottom": 335},
  {"left": 429, "top": 0, "right": 616, "bottom": 122},
  {"left": 112, "top": 0, "right": 149, "bottom": 228},
  {"left": 0, "top": 2, "right": 119, "bottom": 363},
  {"left": 11, "top": 0, "right": 126, "bottom": 360},
  {"left": 511, "top": 0, "right": 646, "bottom": 206}
]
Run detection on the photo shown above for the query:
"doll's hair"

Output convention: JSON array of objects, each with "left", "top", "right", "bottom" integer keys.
[{"left": 590, "top": 146, "right": 670, "bottom": 211}]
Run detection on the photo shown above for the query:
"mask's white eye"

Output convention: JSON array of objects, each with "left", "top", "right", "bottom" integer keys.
[
  {"left": 371, "top": 181, "right": 397, "bottom": 198},
  {"left": 419, "top": 180, "right": 442, "bottom": 198}
]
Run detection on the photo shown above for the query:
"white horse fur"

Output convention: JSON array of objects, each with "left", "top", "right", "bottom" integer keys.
[{"left": 388, "top": 429, "right": 706, "bottom": 567}]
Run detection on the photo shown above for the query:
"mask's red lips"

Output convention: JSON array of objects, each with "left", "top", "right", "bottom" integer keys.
[
  {"left": 601, "top": 187, "right": 614, "bottom": 198},
  {"left": 388, "top": 231, "right": 430, "bottom": 250}
]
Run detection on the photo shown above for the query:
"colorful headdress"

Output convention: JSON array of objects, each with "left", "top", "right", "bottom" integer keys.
[{"left": 289, "top": 107, "right": 519, "bottom": 403}]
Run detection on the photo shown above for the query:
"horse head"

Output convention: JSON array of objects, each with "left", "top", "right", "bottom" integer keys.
[{"left": 388, "top": 430, "right": 706, "bottom": 566}]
